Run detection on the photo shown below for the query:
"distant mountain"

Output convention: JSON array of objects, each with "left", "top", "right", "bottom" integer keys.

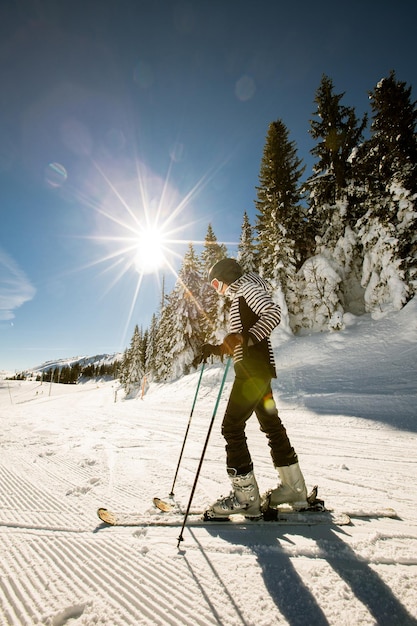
[{"left": 29, "top": 353, "right": 123, "bottom": 375}]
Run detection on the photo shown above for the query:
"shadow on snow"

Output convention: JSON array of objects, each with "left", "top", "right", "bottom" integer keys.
[{"left": 188, "top": 522, "right": 417, "bottom": 626}]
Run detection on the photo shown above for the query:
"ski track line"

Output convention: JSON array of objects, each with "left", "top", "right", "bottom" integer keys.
[
  {"left": 5, "top": 442, "right": 211, "bottom": 509},
  {"left": 55, "top": 535, "right": 219, "bottom": 626},
  {"left": 0, "top": 452, "right": 175, "bottom": 533},
  {"left": 299, "top": 441, "right": 417, "bottom": 466},
  {"left": 2, "top": 533, "right": 136, "bottom": 626},
  {"left": 1, "top": 448, "right": 87, "bottom": 492},
  {"left": 0, "top": 576, "right": 33, "bottom": 626},
  {"left": 0, "top": 463, "right": 63, "bottom": 513},
  {"left": 0, "top": 536, "right": 84, "bottom": 626},
  {"left": 39, "top": 537, "right": 155, "bottom": 626},
  {"left": 126, "top": 522, "right": 257, "bottom": 626},
  {"left": 1, "top": 446, "right": 144, "bottom": 509},
  {"left": 322, "top": 473, "right": 407, "bottom": 498},
  {"left": 0, "top": 535, "right": 63, "bottom": 626},
  {"left": 0, "top": 464, "right": 83, "bottom": 528},
  {"left": 25, "top": 451, "right": 111, "bottom": 499},
  {"left": 293, "top": 430, "right": 413, "bottom": 456},
  {"left": 0, "top": 465, "right": 91, "bottom": 532},
  {"left": 86, "top": 536, "right": 222, "bottom": 625}
]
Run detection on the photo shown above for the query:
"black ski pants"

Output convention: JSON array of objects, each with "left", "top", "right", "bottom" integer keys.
[{"left": 221, "top": 366, "right": 297, "bottom": 475}]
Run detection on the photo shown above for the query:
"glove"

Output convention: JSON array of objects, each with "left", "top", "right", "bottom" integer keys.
[
  {"left": 202, "top": 343, "right": 224, "bottom": 359},
  {"left": 221, "top": 333, "right": 244, "bottom": 356},
  {"left": 193, "top": 343, "right": 224, "bottom": 366}
]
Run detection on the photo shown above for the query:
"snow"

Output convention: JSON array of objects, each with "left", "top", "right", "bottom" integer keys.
[{"left": 1, "top": 299, "right": 417, "bottom": 625}]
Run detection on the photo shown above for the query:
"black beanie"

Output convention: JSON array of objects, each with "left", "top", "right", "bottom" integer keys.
[{"left": 208, "top": 258, "right": 243, "bottom": 285}]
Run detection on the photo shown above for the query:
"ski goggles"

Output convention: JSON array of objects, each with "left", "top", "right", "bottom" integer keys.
[{"left": 210, "top": 278, "right": 224, "bottom": 294}]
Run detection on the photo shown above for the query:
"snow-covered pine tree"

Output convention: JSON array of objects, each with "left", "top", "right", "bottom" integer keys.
[
  {"left": 199, "top": 224, "right": 229, "bottom": 342},
  {"left": 163, "top": 243, "right": 206, "bottom": 379},
  {"left": 200, "top": 224, "right": 227, "bottom": 271},
  {"left": 141, "top": 329, "right": 148, "bottom": 371},
  {"left": 296, "top": 255, "right": 344, "bottom": 331},
  {"left": 144, "top": 313, "right": 159, "bottom": 377},
  {"left": 358, "top": 71, "right": 417, "bottom": 197},
  {"left": 118, "top": 348, "right": 129, "bottom": 388},
  {"left": 254, "top": 119, "right": 306, "bottom": 331},
  {"left": 302, "top": 75, "right": 367, "bottom": 324},
  {"left": 355, "top": 71, "right": 417, "bottom": 313},
  {"left": 153, "top": 294, "right": 175, "bottom": 382},
  {"left": 237, "top": 211, "right": 257, "bottom": 273},
  {"left": 307, "top": 75, "right": 367, "bottom": 221},
  {"left": 122, "top": 325, "right": 145, "bottom": 395}
]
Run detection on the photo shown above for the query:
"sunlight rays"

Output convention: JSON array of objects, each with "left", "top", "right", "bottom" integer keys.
[
  {"left": 74, "top": 152, "right": 217, "bottom": 344},
  {"left": 59, "top": 140, "right": 239, "bottom": 351}
]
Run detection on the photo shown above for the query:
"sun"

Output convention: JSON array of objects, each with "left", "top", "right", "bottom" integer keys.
[
  {"left": 134, "top": 226, "right": 167, "bottom": 274},
  {"left": 75, "top": 149, "right": 230, "bottom": 347}
]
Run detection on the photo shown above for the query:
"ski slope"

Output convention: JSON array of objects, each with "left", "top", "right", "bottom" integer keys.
[{"left": 1, "top": 299, "right": 416, "bottom": 625}]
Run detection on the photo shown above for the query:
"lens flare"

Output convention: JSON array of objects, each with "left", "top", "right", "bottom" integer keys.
[{"left": 45, "top": 162, "right": 67, "bottom": 188}]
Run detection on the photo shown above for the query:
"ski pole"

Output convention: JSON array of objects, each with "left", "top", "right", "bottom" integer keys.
[
  {"left": 177, "top": 357, "right": 232, "bottom": 548},
  {"left": 169, "top": 362, "right": 205, "bottom": 497}
]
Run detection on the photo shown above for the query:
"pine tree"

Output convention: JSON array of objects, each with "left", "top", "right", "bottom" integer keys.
[
  {"left": 154, "top": 244, "right": 205, "bottom": 380},
  {"left": 123, "top": 325, "right": 145, "bottom": 394},
  {"left": 237, "top": 211, "right": 257, "bottom": 273},
  {"left": 301, "top": 76, "right": 368, "bottom": 323},
  {"left": 296, "top": 255, "right": 344, "bottom": 331},
  {"left": 159, "top": 275, "right": 166, "bottom": 311},
  {"left": 175, "top": 243, "right": 207, "bottom": 376},
  {"left": 69, "top": 362, "right": 81, "bottom": 384},
  {"left": 199, "top": 224, "right": 228, "bottom": 342},
  {"left": 145, "top": 313, "right": 159, "bottom": 376},
  {"left": 358, "top": 70, "right": 417, "bottom": 196},
  {"left": 306, "top": 75, "right": 367, "bottom": 217},
  {"left": 141, "top": 329, "right": 148, "bottom": 372},
  {"left": 254, "top": 120, "right": 306, "bottom": 330},
  {"left": 119, "top": 348, "right": 130, "bottom": 389},
  {"left": 111, "top": 359, "right": 121, "bottom": 379},
  {"left": 255, "top": 120, "right": 306, "bottom": 274},
  {"left": 356, "top": 71, "right": 417, "bottom": 313},
  {"left": 153, "top": 297, "right": 175, "bottom": 381},
  {"left": 200, "top": 224, "right": 227, "bottom": 275}
]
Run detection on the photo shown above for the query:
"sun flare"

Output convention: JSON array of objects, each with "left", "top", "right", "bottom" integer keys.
[
  {"left": 134, "top": 227, "right": 167, "bottom": 274},
  {"left": 77, "top": 151, "right": 231, "bottom": 348}
]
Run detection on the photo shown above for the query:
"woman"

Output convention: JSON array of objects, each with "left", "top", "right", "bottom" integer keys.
[{"left": 200, "top": 258, "right": 308, "bottom": 519}]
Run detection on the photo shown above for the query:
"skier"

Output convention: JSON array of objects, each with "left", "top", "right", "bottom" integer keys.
[{"left": 198, "top": 258, "right": 308, "bottom": 519}]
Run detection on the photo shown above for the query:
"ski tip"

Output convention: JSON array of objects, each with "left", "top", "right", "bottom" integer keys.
[
  {"left": 153, "top": 497, "right": 174, "bottom": 512},
  {"left": 97, "top": 508, "right": 117, "bottom": 525},
  {"left": 334, "top": 512, "right": 351, "bottom": 526}
]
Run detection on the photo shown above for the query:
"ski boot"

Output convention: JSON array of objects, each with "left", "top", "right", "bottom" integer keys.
[
  {"left": 262, "top": 484, "right": 325, "bottom": 521},
  {"left": 205, "top": 469, "right": 262, "bottom": 520},
  {"left": 269, "top": 462, "right": 308, "bottom": 510}
]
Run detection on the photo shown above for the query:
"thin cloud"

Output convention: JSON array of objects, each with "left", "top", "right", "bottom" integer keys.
[{"left": 0, "top": 248, "right": 36, "bottom": 321}]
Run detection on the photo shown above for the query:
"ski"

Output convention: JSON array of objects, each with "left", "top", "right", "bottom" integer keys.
[
  {"left": 153, "top": 497, "right": 174, "bottom": 512},
  {"left": 98, "top": 486, "right": 397, "bottom": 528},
  {"left": 97, "top": 505, "right": 351, "bottom": 527},
  {"left": 345, "top": 507, "right": 398, "bottom": 520},
  {"left": 153, "top": 485, "right": 326, "bottom": 516},
  {"left": 153, "top": 497, "right": 398, "bottom": 523},
  {"left": 153, "top": 493, "right": 350, "bottom": 525}
]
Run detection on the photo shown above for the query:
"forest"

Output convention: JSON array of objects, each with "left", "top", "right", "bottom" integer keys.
[
  {"left": 13, "top": 71, "right": 416, "bottom": 389},
  {"left": 119, "top": 71, "right": 416, "bottom": 390}
]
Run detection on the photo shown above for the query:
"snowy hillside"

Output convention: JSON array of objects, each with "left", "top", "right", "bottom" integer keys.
[
  {"left": 29, "top": 353, "right": 123, "bottom": 376},
  {"left": 1, "top": 300, "right": 416, "bottom": 625}
]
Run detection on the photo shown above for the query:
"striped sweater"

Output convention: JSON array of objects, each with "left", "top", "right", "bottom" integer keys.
[{"left": 225, "top": 272, "right": 281, "bottom": 376}]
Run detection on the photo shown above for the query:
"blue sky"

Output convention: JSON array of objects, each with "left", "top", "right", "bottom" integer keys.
[{"left": 1, "top": 0, "right": 416, "bottom": 372}]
